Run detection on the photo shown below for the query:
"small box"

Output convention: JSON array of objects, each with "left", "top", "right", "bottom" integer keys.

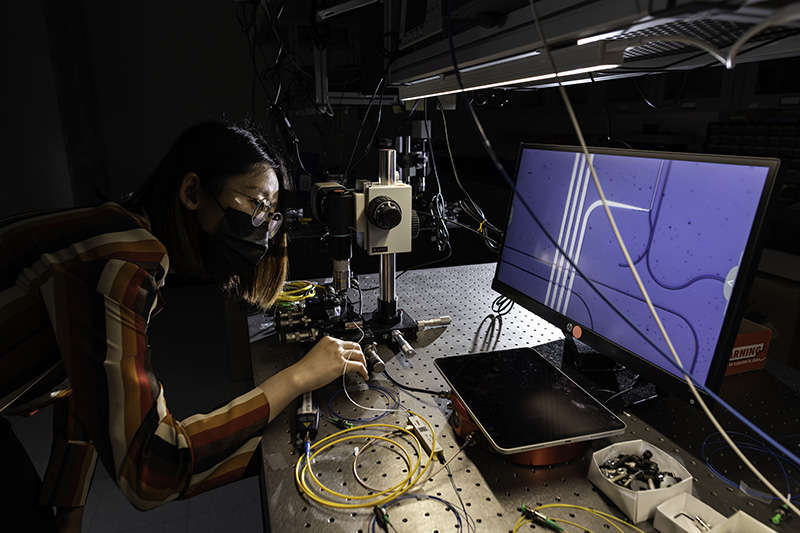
[
  {"left": 725, "top": 318, "right": 771, "bottom": 375},
  {"left": 652, "top": 493, "right": 725, "bottom": 533},
  {"left": 746, "top": 269, "right": 800, "bottom": 369},
  {"left": 711, "top": 510, "right": 775, "bottom": 532},
  {"left": 587, "top": 439, "right": 692, "bottom": 523}
]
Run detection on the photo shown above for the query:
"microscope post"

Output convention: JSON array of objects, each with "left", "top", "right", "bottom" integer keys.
[{"left": 377, "top": 149, "right": 398, "bottom": 321}]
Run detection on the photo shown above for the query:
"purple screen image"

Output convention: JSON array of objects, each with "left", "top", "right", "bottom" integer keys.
[{"left": 496, "top": 148, "right": 770, "bottom": 384}]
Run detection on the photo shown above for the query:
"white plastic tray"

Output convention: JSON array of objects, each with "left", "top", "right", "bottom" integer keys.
[
  {"left": 653, "top": 493, "right": 725, "bottom": 533},
  {"left": 587, "top": 439, "right": 693, "bottom": 523}
]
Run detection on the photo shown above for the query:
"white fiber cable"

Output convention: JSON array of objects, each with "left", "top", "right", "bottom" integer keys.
[
  {"left": 608, "top": 35, "right": 727, "bottom": 66},
  {"left": 607, "top": 3, "right": 800, "bottom": 70},
  {"left": 727, "top": 3, "right": 800, "bottom": 68},
  {"left": 342, "top": 321, "right": 404, "bottom": 414},
  {"left": 529, "top": 0, "right": 800, "bottom": 517}
]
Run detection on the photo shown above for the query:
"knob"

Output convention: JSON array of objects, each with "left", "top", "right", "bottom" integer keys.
[
  {"left": 411, "top": 209, "right": 420, "bottom": 239},
  {"left": 367, "top": 195, "right": 402, "bottom": 230},
  {"left": 363, "top": 342, "right": 386, "bottom": 374}
]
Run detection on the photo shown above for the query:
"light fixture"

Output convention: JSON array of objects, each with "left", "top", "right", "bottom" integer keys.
[
  {"left": 577, "top": 30, "right": 626, "bottom": 46},
  {"left": 398, "top": 41, "right": 624, "bottom": 101}
]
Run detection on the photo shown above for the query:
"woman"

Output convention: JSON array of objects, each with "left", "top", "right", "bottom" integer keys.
[{"left": 0, "top": 120, "right": 368, "bottom": 532}]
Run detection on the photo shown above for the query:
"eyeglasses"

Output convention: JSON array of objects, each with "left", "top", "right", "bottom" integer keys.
[{"left": 212, "top": 183, "right": 283, "bottom": 237}]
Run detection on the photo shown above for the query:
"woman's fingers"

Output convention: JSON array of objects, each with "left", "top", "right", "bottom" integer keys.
[{"left": 339, "top": 341, "right": 368, "bottom": 380}]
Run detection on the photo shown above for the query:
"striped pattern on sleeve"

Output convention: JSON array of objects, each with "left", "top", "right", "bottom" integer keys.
[{"left": 1, "top": 203, "right": 270, "bottom": 509}]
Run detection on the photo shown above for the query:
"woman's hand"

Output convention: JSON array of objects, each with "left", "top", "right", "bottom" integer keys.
[
  {"left": 257, "top": 336, "right": 368, "bottom": 422},
  {"left": 290, "top": 336, "right": 368, "bottom": 391}
]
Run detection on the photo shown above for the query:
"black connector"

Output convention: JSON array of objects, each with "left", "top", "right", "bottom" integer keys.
[
  {"left": 518, "top": 505, "right": 564, "bottom": 532},
  {"left": 373, "top": 505, "right": 390, "bottom": 531},
  {"left": 464, "top": 431, "right": 481, "bottom": 447},
  {"left": 326, "top": 416, "right": 354, "bottom": 429}
]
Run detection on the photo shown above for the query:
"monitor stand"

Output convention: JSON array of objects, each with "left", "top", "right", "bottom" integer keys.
[{"left": 535, "top": 336, "right": 660, "bottom": 411}]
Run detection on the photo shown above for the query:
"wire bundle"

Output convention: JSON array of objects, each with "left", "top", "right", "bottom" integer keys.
[
  {"left": 276, "top": 280, "right": 326, "bottom": 304},
  {"left": 327, "top": 384, "right": 401, "bottom": 424},
  {"left": 434, "top": 98, "right": 503, "bottom": 252},
  {"left": 472, "top": 295, "right": 514, "bottom": 351},
  {"left": 434, "top": 0, "right": 800, "bottom": 516},
  {"left": 294, "top": 410, "right": 437, "bottom": 510},
  {"left": 702, "top": 431, "right": 800, "bottom": 502},
  {"left": 513, "top": 503, "right": 646, "bottom": 533},
  {"left": 367, "top": 493, "right": 474, "bottom": 533}
]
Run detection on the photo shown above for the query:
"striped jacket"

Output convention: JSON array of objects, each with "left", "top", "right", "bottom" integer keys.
[{"left": 0, "top": 203, "right": 270, "bottom": 509}]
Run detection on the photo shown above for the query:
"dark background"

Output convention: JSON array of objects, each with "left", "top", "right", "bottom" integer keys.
[
  {"left": 6, "top": 1, "right": 800, "bottom": 265},
  {"left": 5, "top": 0, "right": 799, "bottom": 366},
  {"left": 4, "top": 2, "right": 800, "bottom": 531}
]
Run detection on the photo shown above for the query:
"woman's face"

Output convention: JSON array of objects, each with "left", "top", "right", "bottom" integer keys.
[{"left": 194, "top": 166, "right": 280, "bottom": 234}]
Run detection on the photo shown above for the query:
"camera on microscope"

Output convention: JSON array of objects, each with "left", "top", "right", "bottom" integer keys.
[{"left": 310, "top": 149, "right": 418, "bottom": 321}]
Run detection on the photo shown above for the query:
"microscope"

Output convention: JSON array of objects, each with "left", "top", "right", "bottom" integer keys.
[{"left": 275, "top": 148, "right": 449, "bottom": 370}]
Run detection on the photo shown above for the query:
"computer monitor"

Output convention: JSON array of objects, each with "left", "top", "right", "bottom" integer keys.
[{"left": 492, "top": 144, "right": 778, "bottom": 403}]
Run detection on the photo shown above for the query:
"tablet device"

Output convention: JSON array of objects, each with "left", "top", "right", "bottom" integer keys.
[{"left": 434, "top": 347, "right": 626, "bottom": 454}]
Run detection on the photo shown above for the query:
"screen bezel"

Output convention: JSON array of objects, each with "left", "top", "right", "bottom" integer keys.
[
  {"left": 434, "top": 348, "right": 627, "bottom": 454},
  {"left": 491, "top": 143, "right": 779, "bottom": 402}
]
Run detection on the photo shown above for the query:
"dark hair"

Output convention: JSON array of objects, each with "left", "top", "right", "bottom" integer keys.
[{"left": 124, "top": 120, "right": 290, "bottom": 309}]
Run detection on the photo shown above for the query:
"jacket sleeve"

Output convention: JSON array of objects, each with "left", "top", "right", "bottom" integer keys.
[
  {"left": 39, "top": 396, "right": 98, "bottom": 507},
  {"left": 41, "top": 258, "right": 270, "bottom": 510}
]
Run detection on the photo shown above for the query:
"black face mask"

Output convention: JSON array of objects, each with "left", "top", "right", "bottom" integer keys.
[{"left": 198, "top": 207, "right": 269, "bottom": 277}]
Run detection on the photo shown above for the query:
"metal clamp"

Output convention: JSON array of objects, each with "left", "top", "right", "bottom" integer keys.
[{"left": 391, "top": 329, "right": 416, "bottom": 359}]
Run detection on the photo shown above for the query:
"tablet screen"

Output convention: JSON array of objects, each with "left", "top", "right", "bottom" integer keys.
[{"left": 435, "top": 347, "right": 626, "bottom": 454}]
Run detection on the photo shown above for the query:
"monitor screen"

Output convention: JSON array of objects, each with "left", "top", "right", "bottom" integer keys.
[{"left": 492, "top": 144, "right": 778, "bottom": 400}]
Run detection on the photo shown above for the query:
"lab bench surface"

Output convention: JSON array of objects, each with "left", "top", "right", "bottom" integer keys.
[{"left": 248, "top": 262, "right": 798, "bottom": 533}]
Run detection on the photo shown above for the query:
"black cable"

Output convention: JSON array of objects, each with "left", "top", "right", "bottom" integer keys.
[
  {"left": 348, "top": 73, "right": 391, "bottom": 176},
  {"left": 589, "top": 72, "right": 611, "bottom": 139},
  {"left": 491, "top": 295, "right": 514, "bottom": 316},
  {"left": 436, "top": 0, "right": 800, "bottom": 477},
  {"left": 470, "top": 89, "right": 509, "bottom": 108},
  {"left": 254, "top": 2, "right": 313, "bottom": 175},
  {"left": 602, "top": 374, "right": 645, "bottom": 407},
  {"left": 236, "top": 1, "right": 308, "bottom": 176},
  {"left": 382, "top": 98, "right": 421, "bottom": 138},
  {"left": 423, "top": 101, "right": 450, "bottom": 253},
  {"left": 434, "top": 98, "right": 503, "bottom": 251},
  {"left": 375, "top": 30, "right": 403, "bottom": 60},
  {"left": 350, "top": 277, "right": 363, "bottom": 316},
  {"left": 395, "top": 242, "right": 453, "bottom": 280},
  {"left": 343, "top": 60, "right": 394, "bottom": 182},
  {"left": 474, "top": 312, "right": 502, "bottom": 351},
  {"left": 588, "top": 72, "right": 633, "bottom": 149},
  {"left": 445, "top": 463, "right": 477, "bottom": 533},
  {"left": 382, "top": 369, "right": 449, "bottom": 397},
  {"left": 473, "top": 295, "right": 513, "bottom": 351},
  {"left": 417, "top": 212, "right": 499, "bottom": 245},
  {"left": 235, "top": 3, "right": 261, "bottom": 120},
  {"left": 261, "top": 0, "right": 311, "bottom": 79},
  {"left": 633, "top": 71, "right": 689, "bottom": 109},
  {"left": 359, "top": 240, "right": 453, "bottom": 289}
]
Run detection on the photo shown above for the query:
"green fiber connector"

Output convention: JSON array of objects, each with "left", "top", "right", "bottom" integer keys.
[
  {"left": 330, "top": 417, "right": 353, "bottom": 429},
  {"left": 373, "top": 505, "right": 390, "bottom": 530},
  {"left": 518, "top": 505, "right": 564, "bottom": 532},
  {"left": 771, "top": 504, "right": 789, "bottom": 525}
]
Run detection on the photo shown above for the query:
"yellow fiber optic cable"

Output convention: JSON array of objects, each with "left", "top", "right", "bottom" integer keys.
[
  {"left": 535, "top": 504, "right": 645, "bottom": 533},
  {"left": 294, "top": 411, "right": 437, "bottom": 509}
]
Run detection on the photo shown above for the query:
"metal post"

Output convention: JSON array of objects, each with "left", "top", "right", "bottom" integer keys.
[
  {"left": 379, "top": 149, "right": 396, "bottom": 185},
  {"left": 378, "top": 149, "right": 398, "bottom": 320},
  {"left": 379, "top": 254, "right": 395, "bottom": 303},
  {"left": 313, "top": 44, "right": 328, "bottom": 109}
]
